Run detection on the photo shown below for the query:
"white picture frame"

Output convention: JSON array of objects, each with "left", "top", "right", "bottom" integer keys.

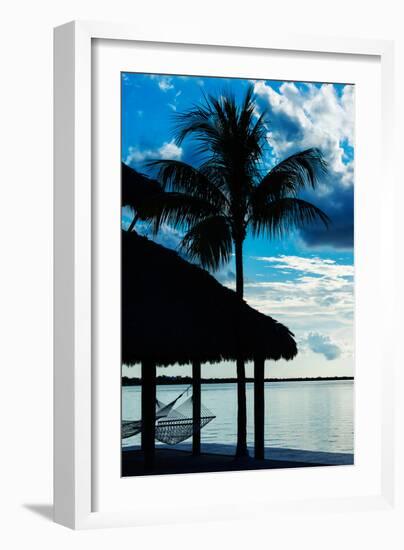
[{"left": 54, "top": 20, "right": 395, "bottom": 529}]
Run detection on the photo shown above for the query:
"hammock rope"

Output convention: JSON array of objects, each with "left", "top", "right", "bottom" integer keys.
[{"left": 122, "top": 386, "right": 215, "bottom": 445}]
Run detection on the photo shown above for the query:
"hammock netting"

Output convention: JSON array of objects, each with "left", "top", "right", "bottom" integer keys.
[{"left": 122, "top": 388, "right": 215, "bottom": 446}]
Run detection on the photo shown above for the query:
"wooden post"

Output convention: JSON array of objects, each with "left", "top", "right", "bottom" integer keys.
[
  {"left": 141, "top": 360, "right": 156, "bottom": 471},
  {"left": 254, "top": 357, "right": 265, "bottom": 460},
  {"left": 192, "top": 361, "right": 201, "bottom": 456},
  {"left": 140, "top": 364, "right": 144, "bottom": 453}
]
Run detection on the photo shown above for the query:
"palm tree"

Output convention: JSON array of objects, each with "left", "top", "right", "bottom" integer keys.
[
  {"left": 121, "top": 162, "right": 163, "bottom": 231},
  {"left": 144, "top": 85, "right": 330, "bottom": 457}
]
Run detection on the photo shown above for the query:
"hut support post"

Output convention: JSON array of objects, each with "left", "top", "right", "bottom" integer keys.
[
  {"left": 254, "top": 357, "right": 265, "bottom": 460},
  {"left": 141, "top": 361, "right": 156, "bottom": 471},
  {"left": 192, "top": 361, "right": 201, "bottom": 456},
  {"left": 236, "top": 358, "right": 249, "bottom": 457}
]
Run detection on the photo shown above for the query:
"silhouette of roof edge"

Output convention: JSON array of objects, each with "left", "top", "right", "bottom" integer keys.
[{"left": 122, "top": 230, "right": 297, "bottom": 366}]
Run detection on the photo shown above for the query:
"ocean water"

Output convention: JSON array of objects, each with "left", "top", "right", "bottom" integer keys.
[{"left": 122, "top": 380, "right": 354, "bottom": 454}]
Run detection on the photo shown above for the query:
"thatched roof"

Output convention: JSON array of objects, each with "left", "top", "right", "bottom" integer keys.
[{"left": 122, "top": 231, "right": 297, "bottom": 366}]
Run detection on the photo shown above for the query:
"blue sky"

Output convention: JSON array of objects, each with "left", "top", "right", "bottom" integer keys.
[{"left": 121, "top": 73, "right": 354, "bottom": 379}]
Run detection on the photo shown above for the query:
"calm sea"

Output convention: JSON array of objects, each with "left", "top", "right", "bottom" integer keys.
[{"left": 122, "top": 380, "right": 354, "bottom": 454}]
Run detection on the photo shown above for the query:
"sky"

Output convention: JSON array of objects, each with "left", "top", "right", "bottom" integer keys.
[{"left": 121, "top": 72, "right": 355, "bottom": 380}]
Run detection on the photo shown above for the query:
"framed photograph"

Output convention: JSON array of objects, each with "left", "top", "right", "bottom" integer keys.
[{"left": 54, "top": 21, "right": 395, "bottom": 529}]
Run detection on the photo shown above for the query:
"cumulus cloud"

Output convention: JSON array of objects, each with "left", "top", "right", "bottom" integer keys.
[
  {"left": 158, "top": 77, "right": 174, "bottom": 92},
  {"left": 254, "top": 82, "right": 354, "bottom": 172},
  {"left": 125, "top": 139, "right": 183, "bottom": 165},
  {"left": 304, "top": 332, "right": 342, "bottom": 360},
  {"left": 158, "top": 141, "right": 183, "bottom": 159},
  {"left": 148, "top": 74, "right": 175, "bottom": 91},
  {"left": 253, "top": 81, "right": 354, "bottom": 249},
  {"left": 244, "top": 255, "right": 354, "bottom": 341}
]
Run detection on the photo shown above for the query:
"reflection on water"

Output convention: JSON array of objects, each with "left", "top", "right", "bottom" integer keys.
[{"left": 122, "top": 380, "right": 354, "bottom": 453}]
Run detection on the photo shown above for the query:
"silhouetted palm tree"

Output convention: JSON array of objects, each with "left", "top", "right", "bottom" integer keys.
[
  {"left": 122, "top": 162, "right": 163, "bottom": 231},
  {"left": 146, "top": 85, "right": 330, "bottom": 457}
]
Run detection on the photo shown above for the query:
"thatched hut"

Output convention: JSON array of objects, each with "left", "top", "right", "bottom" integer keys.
[{"left": 122, "top": 230, "right": 297, "bottom": 467}]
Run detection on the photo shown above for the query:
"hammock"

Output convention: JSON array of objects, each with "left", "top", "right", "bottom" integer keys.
[{"left": 122, "top": 387, "right": 215, "bottom": 445}]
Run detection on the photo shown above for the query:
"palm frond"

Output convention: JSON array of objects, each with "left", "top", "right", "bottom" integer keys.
[
  {"left": 172, "top": 86, "right": 267, "bottom": 178},
  {"left": 180, "top": 215, "right": 233, "bottom": 271},
  {"left": 253, "top": 148, "right": 328, "bottom": 203},
  {"left": 129, "top": 87, "right": 330, "bottom": 274},
  {"left": 172, "top": 101, "right": 222, "bottom": 152},
  {"left": 239, "top": 85, "right": 255, "bottom": 128},
  {"left": 121, "top": 162, "right": 162, "bottom": 216},
  {"left": 145, "top": 159, "right": 228, "bottom": 209},
  {"left": 142, "top": 192, "right": 220, "bottom": 235},
  {"left": 251, "top": 197, "right": 330, "bottom": 239},
  {"left": 246, "top": 108, "right": 268, "bottom": 160}
]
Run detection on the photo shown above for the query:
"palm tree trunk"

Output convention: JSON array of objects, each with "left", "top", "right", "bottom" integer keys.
[
  {"left": 254, "top": 356, "right": 265, "bottom": 460},
  {"left": 192, "top": 360, "right": 201, "bottom": 456},
  {"left": 235, "top": 237, "right": 248, "bottom": 457},
  {"left": 142, "top": 360, "right": 156, "bottom": 472}
]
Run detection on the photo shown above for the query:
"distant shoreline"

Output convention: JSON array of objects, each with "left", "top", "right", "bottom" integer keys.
[{"left": 122, "top": 376, "right": 354, "bottom": 386}]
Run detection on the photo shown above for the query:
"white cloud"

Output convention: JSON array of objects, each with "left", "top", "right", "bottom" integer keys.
[
  {"left": 252, "top": 81, "right": 355, "bottom": 248},
  {"left": 254, "top": 82, "right": 354, "bottom": 186},
  {"left": 239, "top": 255, "right": 353, "bottom": 360},
  {"left": 148, "top": 75, "right": 175, "bottom": 92},
  {"left": 158, "top": 140, "right": 183, "bottom": 159},
  {"left": 304, "top": 332, "right": 342, "bottom": 361},
  {"left": 158, "top": 77, "right": 174, "bottom": 92},
  {"left": 254, "top": 255, "right": 354, "bottom": 279},
  {"left": 125, "top": 139, "right": 183, "bottom": 165}
]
